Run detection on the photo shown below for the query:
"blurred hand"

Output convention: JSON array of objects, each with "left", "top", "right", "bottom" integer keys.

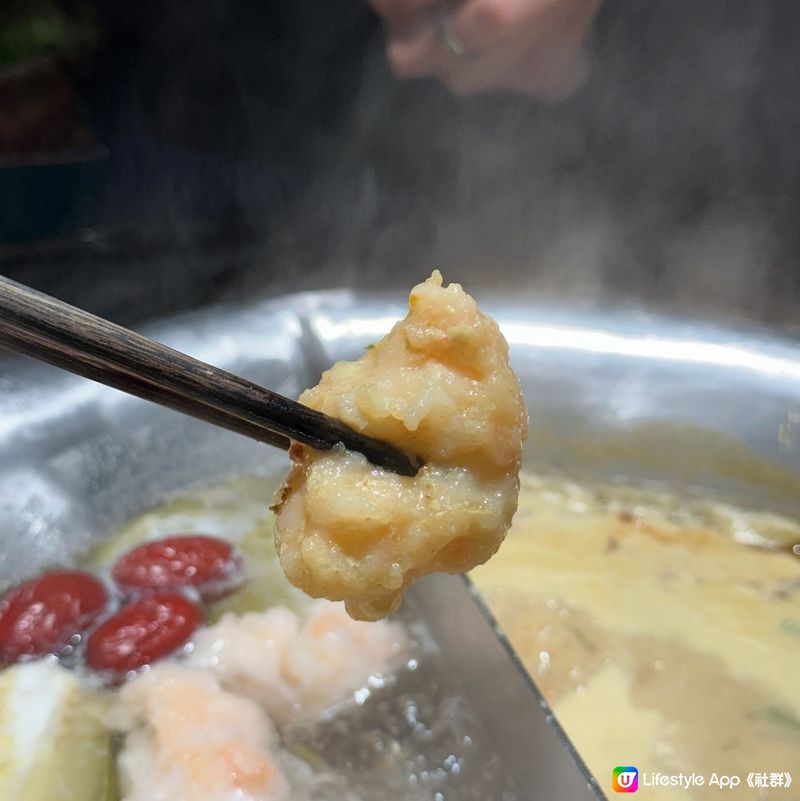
[{"left": 369, "top": 0, "right": 603, "bottom": 100}]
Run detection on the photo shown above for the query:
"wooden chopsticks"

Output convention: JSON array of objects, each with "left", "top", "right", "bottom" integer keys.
[{"left": 0, "top": 276, "right": 421, "bottom": 477}]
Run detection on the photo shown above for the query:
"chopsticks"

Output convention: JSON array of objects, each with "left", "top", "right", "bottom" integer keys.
[{"left": 0, "top": 276, "right": 421, "bottom": 477}]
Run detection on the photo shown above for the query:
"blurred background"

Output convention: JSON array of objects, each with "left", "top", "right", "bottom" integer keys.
[{"left": 2, "top": 0, "right": 800, "bottom": 326}]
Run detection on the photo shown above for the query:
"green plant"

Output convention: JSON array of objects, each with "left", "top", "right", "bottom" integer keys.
[{"left": 0, "top": 1, "right": 99, "bottom": 66}]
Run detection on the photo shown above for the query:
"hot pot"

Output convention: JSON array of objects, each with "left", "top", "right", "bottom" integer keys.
[{"left": 2, "top": 289, "right": 799, "bottom": 799}]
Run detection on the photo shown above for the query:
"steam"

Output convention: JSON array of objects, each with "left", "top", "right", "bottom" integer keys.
[
  {"left": 262, "top": 0, "right": 794, "bottom": 325},
  {"left": 86, "top": 2, "right": 798, "bottom": 325}
]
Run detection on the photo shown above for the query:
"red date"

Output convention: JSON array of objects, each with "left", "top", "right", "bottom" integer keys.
[
  {"left": 86, "top": 592, "right": 202, "bottom": 676},
  {"left": 111, "top": 535, "right": 243, "bottom": 601},
  {"left": 0, "top": 571, "right": 109, "bottom": 665}
]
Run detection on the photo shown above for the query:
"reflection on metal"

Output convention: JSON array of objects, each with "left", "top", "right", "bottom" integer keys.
[{"left": 500, "top": 322, "right": 800, "bottom": 381}]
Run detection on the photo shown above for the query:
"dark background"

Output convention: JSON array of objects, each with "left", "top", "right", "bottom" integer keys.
[{"left": 2, "top": 1, "right": 800, "bottom": 326}]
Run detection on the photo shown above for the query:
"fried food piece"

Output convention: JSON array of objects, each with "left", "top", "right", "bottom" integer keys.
[{"left": 272, "top": 271, "right": 528, "bottom": 620}]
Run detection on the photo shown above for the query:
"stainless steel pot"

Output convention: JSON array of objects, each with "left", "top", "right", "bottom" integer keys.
[{"left": 2, "top": 289, "right": 799, "bottom": 799}]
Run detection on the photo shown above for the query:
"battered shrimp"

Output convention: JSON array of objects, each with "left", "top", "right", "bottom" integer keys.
[
  {"left": 188, "top": 600, "right": 406, "bottom": 722},
  {"left": 112, "top": 664, "right": 289, "bottom": 801},
  {"left": 273, "top": 271, "right": 528, "bottom": 620}
]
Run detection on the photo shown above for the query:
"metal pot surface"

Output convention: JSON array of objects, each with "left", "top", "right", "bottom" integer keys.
[{"left": 2, "top": 290, "right": 799, "bottom": 799}]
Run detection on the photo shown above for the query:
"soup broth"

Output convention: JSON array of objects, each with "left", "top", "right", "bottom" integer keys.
[{"left": 471, "top": 472, "right": 800, "bottom": 801}]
